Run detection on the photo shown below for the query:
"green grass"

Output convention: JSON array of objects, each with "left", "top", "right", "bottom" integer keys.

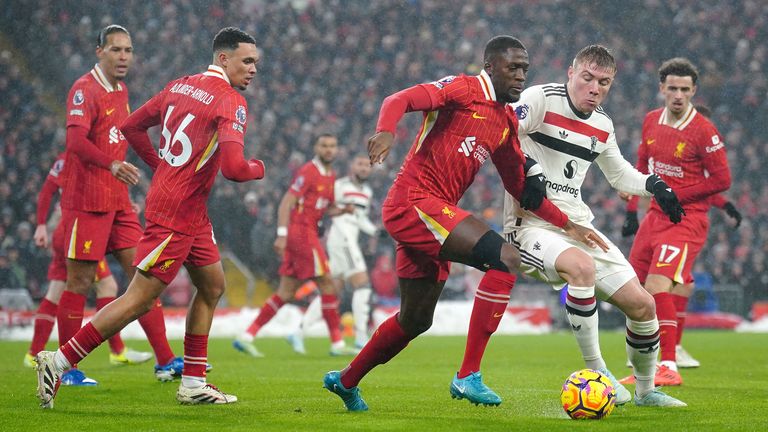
[{"left": 2, "top": 331, "right": 766, "bottom": 431}]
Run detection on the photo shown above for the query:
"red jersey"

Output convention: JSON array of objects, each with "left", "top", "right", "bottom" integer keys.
[
  {"left": 637, "top": 106, "right": 731, "bottom": 214},
  {"left": 125, "top": 66, "right": 248, "bottom": 235},
  {"left": 287, "top": 159, "right": 335, "bottom": 235},
  {"left": 387, "top": 72, "right": 522, "bottom": 205},
  {"left": 61, "top": 64, "right": 132, "bottom": 212},
  {"left": 36, "top": 153, "right": 66, "bottom": 225}
]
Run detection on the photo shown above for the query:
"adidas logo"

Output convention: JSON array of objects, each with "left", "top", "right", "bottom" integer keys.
[
  {"left": 571, "top": 324, "right": 582, "bottom": 331},
  {"left": 640, "top": 345, "right": 659, "bottom": 354},
  {"left": 559, "top": 130, "right": 569, "bottom": 139}
]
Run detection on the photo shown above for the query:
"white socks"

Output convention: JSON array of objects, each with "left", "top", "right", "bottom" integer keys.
[
  {"left": 565, "top": 285, "right": 605, "bottom": 370},
  {"left": 626, "top": 318, "right": 660, "bottom": 397},
  {"left": 351, "top": 287, "right": 372, "bottom": 346}
]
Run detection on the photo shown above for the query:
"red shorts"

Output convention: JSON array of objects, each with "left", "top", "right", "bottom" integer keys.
[
  {"left": 62, "top": 208, "right": 142, "bottom": 261},
  {"left": 382, "top": 195, "right": 470, "bottom": 280},
  {"left": 279, "top": 230, "right": 330, "bottom": 280},
  {"left": 48, "top": 216, "right": 111, "bottom": 281},
  {"left": 133, "top": 221, "right": 220, "bottom": 284},
  {"left": 629, "top": 209, "right": 709, "bottom": 285}
]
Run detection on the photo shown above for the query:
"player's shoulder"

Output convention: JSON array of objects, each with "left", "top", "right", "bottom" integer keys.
[{"left": 644, "top": 107, "right": 665, "bottom": 123}]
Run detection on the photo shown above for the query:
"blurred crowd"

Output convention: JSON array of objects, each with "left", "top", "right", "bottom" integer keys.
[{"left": 0, "top": 0, "right": 765, "bottom": 313}]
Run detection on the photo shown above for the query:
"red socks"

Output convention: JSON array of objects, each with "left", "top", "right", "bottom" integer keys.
[
  {"left": 29, "top": 298, "right": 57, "bottom": 355},
  {"left": 57, "top": 291, "right": 86, "bottom": 347},
  {"left": 321, "top": 294, "right": 343, "bottom": 343},
  {"left": 182, "top": 333, "right": 208, "bottom": 378},
  {"left": 96, "top": 297, "right": 125, "bottom": 355},
  {"left": 60, "top": 322, "right": 105, "bottom": 366},
  {"left": 137, "top": 299, "right": 175, "bottom": 366},
  {"left": 341, "top": 314, "right": 413, "bottom": 389},
  {"left": 246, "top": 294, "right": 285, "bottom": 336},
  {"left": 672, "top": 294, "right": 688, "bottom": 345},
  {"left": 458, "top": 270, "right": 515, "bottom": 378},
  {"left": 653, "top": 292, "right": 677, "bottom": 362}
]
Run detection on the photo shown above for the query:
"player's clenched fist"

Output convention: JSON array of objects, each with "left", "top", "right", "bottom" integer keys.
[{"left": 367, "top": 131, "right": 394, "bottom": 165}]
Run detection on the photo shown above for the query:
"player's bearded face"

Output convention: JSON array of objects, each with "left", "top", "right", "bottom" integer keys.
[
  {"left": 351, "top": 157, "right": 371, "bottom": 181},
  {"left": 488, "top": 48, "right": 528, "bottom": 104},
  {"left": 315, "top": 137, "right": 339, "bottom": 164},
  {"left": 97, "top": 33, "right": 133, "bottom": 82},
  {"left": 223, "top": 43, "right": 259, "bottom": 90},
  {"left": 660, "top": 75, "right": 696, "bottom": 115},
  {"left": 567, "top": 62, "right": 615, "bottom": 114}
]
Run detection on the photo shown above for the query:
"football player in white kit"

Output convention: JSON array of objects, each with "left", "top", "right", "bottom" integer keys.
[
  {"left": 288, "top": 155, "right": 379, "bottom": 353},
  {"left": 503, "top": 45, "right": 686, "bottom": 407}
]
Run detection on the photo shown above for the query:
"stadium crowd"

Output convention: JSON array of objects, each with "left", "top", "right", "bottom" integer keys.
[{"left": 0, "top": 0, "right": 765, "bottom": 315}]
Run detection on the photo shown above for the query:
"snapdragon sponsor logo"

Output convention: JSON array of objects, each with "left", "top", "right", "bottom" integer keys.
[{"left": 546, "top": 179, "right": 579, "bottom": 198}]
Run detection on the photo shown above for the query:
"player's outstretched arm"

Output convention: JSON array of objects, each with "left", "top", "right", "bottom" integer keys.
[
  {"left": 219, "top": 141, "right": 265, "bottom": 182},
  {"left": 370, "top": 83, "right": 447, "bottom": 164}
]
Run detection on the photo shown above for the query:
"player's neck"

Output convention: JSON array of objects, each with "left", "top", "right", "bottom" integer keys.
[{"left": 663, "top": 103, "right": 691, "bottom": 125}]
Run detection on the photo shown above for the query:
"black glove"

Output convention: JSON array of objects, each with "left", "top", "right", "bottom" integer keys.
[
  {"left": 646, "top": 175, "right": 685, "bottom": 223},
  {"left": 521, "top": 173, "right": 547, "bottom": 210},
  {"left": 723, "top": 202, "right": 742, "bottom": 229},
  {"left": 621, "top": 211, "right": 639, "bottom": 237}
]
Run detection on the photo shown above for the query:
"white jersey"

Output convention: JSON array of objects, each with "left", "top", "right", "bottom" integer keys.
[
  {"left": 327, "top": 176, "right": 377, "bottom": 246},
  {"left": 503, "top": 83, "right": 651, "bottom": 231}
]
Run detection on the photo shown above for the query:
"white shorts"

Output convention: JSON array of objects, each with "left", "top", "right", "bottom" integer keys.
[
  {"left": 327, "top": 239, "right": 368, "bottom": 279},
  {"left": 505, "top": 223, "right": 636, "bottom": 299}
]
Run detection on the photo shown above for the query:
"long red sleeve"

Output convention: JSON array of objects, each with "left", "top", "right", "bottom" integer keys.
[
  {"left": 626, "top": 195, "right": 639, "bottom": 212},
  {"left": 66, "top": 125, "right": 113, "bottom": 169},
  {"left": 375, "top": 85, "right": 437, "bottom": 133},
  {"left": 219, "top": 141, "right": 265, "bottom": 182},
  {"left": 674, "top": 165, "right": 731, "bottom": 205},
  {"left": 36, "top": 177, "right": 59, "bottom": 225},
  {"left": 709, "top": 194, "right": 727, "bottom": 209},
  {"left": 121, "top": 95, "right": 163, "bottom": 171}
]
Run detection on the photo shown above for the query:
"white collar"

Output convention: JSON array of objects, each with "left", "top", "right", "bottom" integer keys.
[
  {"left": 90, "top": 64, "right": 122, "bottom": 92},
  {"left": 659, "top": 103, "right": 696, "bottom": 130},
  {"left": 203, "top": 65, "right": 230, "bottom": 84},
  {"left": 312, "top": 157, "right": 331, "bottom": 176},
  {"left": 476, "top": 69, "right": 497, "bottom": 102}
]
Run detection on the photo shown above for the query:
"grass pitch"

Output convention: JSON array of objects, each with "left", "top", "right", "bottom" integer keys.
[{"left": 1, "top": 331, "right": 765, "bottom": 431}]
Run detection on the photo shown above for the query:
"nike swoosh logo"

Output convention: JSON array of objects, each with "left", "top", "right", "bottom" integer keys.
[
  {"left": 472, "top": 112, "right": 486, "bottom": 120},
  {"left": 493, "top": 312, "right": 504, "bottom": 318},
  {"left": 655, "top": 263, "right": 672, "bottom": 268},
  {"left": 106, "top": 108, "right": 115, "bottom": 115}
]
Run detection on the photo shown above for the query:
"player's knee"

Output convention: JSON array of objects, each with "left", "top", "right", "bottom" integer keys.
[
  {"left": 400, "top": 315, "right": 433, "bottom": 337},
  {"left": 635, "top": 291, "right": 656, "bottom": 320},
  {"left": 567, "top": 258, "right": 596, "bottom": 286},
  {"left": 469, "top": 231, "right": 512, "bottom": 273}
]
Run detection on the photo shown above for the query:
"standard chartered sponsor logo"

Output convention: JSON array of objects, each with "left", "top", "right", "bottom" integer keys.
[
  {"left": 545, "top": 180, "right": 579, "bottom": 198},
  {"left": 654, "top": 161, "right": 684, "bottom": 178}
]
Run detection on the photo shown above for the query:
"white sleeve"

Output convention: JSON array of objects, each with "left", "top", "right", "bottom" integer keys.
[
  {"left": 595, "top": 133, "right": 651, "bottom": 196},
  {"left": 512, "top": 86, "right": 547, "bottom": 136},
  {"left": 356, "top": 211, "right": 378, "bottom": 236},
  {"left": 334, "top": 179, "right": 344, "bottom": 204}
]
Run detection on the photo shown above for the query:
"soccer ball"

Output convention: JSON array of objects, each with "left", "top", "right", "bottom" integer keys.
[{"left": 560, "top": 369, "right": 616, "bottom": 420}]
